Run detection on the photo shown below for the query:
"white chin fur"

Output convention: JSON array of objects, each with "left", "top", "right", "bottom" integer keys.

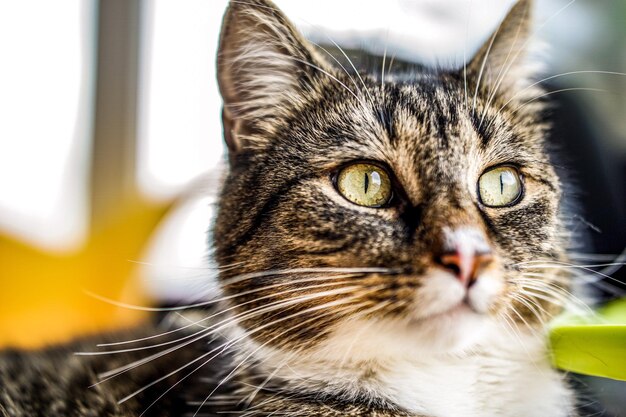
[{"left": 404, "top": 268, "right": 503, "bottom": 353}]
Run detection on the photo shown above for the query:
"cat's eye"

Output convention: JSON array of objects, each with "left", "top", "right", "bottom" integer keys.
[
  {"left": 336, "top": 163, "right": 393, "bottom": 207},
  {"left": 478, "top": 166, "right": 523, "bottom": 207}
]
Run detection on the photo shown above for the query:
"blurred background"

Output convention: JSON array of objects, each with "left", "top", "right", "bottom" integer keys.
[{"left": 0, "top": 0, "right": 624, "bottom": 413}]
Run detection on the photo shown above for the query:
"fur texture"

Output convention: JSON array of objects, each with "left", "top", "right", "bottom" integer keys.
[{"left": 0, "top": 1, "right": 583, "bottom": 416}]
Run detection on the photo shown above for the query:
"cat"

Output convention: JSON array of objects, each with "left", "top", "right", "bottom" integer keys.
[{"left": 0, "top": 0, "right": 583, "bottom": 415}]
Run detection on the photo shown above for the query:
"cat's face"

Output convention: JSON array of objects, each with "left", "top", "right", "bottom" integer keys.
[{"left": 214, "top": 0, "right": 564, "bottom": 354}]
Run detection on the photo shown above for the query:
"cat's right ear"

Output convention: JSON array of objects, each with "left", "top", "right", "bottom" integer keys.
[{"left": 217, "top": 0, "right": 332, "bottom": 155}]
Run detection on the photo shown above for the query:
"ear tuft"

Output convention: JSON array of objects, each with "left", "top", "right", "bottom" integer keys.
[
  {"left": 217, "top": 0, "right": 332, "bottom": 153},
  {"left": 466, "top": 0, "right": 537, "bottom": 99}
]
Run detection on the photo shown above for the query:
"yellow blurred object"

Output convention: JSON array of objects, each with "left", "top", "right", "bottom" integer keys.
[{"left": 0, "top": 199, "right": 171, "bottom": 349}]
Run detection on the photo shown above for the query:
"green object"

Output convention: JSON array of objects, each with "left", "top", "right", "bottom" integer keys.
[{"left": 549, "top": 298, "right": 626, "bottom": 381}]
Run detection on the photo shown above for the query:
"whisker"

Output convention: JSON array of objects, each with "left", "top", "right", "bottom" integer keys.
[
  {"left": 288, "top": 55, "right": 364, "bottom": 104},
  {"left": 507, "top": 303, "right": 540, "bottom": 336},
  {"left": 219, "top": 267, "right": 398, "bottom": 288},
  {"left": 96, "top": 277, "right": 363, "bottom": 348},
  {"left": 85, "top": 283, "right": 365, "bottom": 358},
  {"left": 519, "top": 286, "right": 595, "bottom": 319},
  {"left": 120, "top": 332, "right": 236, "bottom": 406},
  {"left": 138, "top": 295, "right": 370, "bottom": 417},
  {"left": 510, "top": 293, "right": 549, "bottom": 326},
  {"left": 496, "top": 70, "right": 626, "bottom": 114},
  {"left": 568, "top": 252, "right": 626, "bottom": 261},
  {"left": 512, "top": 87, "right": 607, "bottom": 112},
  {"left": 191, "top": 274, "right": 367, "bottom": 313},
  {"left": 381, "top": 28, "right": 389, "bottom": 93},
  {"left": 517, "top": 261, "right": 624, "bottom": 285},
  {"left": 514, "top": 276, "right": 595, "bottom": 315},
  {"left": 515, "top": 260, "right": 625, "bottom": 269},
  {"left": 96, "top": 316, "right": 215, "bottom": 347},
  {"left": 239, "top": 347, "right": 304, "bottom": 408},
  {"left": 471, "top": 23, "right": 500, "bottom": 115},
  {"left": 387, "top": 53, "right": 396, "bottom": 76},
  {"left": 326, "top": 38, "right": 376, "bottom": 108},
  {"left": 87, "top": 267, "right": 396, "bottom": 314},
  {"left": 598, "top": 246, "right": 626, "bottom": 276},
  {"left": 497, "top": 311, "right": 535, "bottom": 360},
  {"left": 308, "top": 40, "right": 365, "bottom": 107},
  {"left": 92, "top": 285, "right": 369, "bottom": 383},
  {"left": 126, "top": 259, "right": 246, "bottom": 272},
  {"left": 525, "top": 273, "right": 624, "bottom": 300},
  {"left": 190, "top": 294, "right": 376, "bottom": 417}
]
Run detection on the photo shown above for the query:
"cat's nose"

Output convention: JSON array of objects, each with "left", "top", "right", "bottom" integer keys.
[
  {"left": 434, "top": 227, "right": 493, "bottom": 286},
  {"left": 435, "top": 250, "right": 493, "bottom": 286}
]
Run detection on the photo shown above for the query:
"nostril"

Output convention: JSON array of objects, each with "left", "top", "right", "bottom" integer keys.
[
  {"left": 436, "top": 253, "right": 463, "bottom": 277},
  {"left": 435, "top": 251, "right": 493, "bottom": 286},
  {"left": 475, "top": 253, "right": 494, "bottom": 271},
  {"left": 439, "top": 259, "right": 461, "bottom": 276}
]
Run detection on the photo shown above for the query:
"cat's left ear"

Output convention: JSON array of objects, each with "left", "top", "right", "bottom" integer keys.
[
  {"left": 217, "top": 0, "right": 334, "bottom": 154},
  {"left": 466, "top": 0, "right": 535, "bottom": 97}
]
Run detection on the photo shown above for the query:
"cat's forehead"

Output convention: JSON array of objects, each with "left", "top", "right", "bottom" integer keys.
[{"left": 317, "top": 76, "right": 536, "bottom": 163}]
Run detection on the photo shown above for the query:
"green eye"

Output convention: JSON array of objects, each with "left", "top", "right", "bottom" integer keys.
[
  {"left": 478, "top": 166, "right": 523, "bottom": 207},
  {"left": 336, "top": 163, "right": 393, "bottom": 207}
]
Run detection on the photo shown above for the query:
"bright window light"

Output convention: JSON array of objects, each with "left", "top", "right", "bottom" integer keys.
[
  {"left": 0, "top": 0, "right": 95, "bottom": 252},
  {"left": 137, "top": 0, "right": 228, "bottom": 200}
]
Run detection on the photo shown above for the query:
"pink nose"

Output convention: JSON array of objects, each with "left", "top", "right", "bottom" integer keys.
[
  {"left": 436, "top": 251, "right": 493, "bottom": 286},
  {"left": 434, "top": 227, "right": 493, "bottom": 286}
]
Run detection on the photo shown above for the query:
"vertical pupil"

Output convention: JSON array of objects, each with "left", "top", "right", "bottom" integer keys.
[
  {"left": 364, "top": 172, "right": 369, "bottom": 194},
  {"left": 499, "top": 173, "right": 504, "bottom": 194}
]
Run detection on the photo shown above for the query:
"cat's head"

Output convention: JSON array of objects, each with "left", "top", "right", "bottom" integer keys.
[{"left": 214, "top": 0, "right": 564, "bottom": 355}]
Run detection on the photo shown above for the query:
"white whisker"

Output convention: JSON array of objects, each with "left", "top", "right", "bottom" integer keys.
[
  {"left": 496, "top": 70, "right": 626, "bottom": 113},
  {"left": 190, "top": 294, "right": 375, "bottom": 417},
  {"left": 326, "top": 38, "right": 375, "bottom": 108},
  {"left": 512, "top": 87, "right": 606, "bottom": 112}
]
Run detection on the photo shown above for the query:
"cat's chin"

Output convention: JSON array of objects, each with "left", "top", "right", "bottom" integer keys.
[{"left": 403, "top": 302, "right": 489, "bottom": 353}]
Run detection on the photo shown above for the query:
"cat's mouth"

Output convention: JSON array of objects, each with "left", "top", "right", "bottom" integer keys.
[
  {"left": 425, "top": 299, "right": 480, "bottom": 321},
  {"left": 400, "top": 287, "right": 491, "bottom": 352},
  {"left": 409, "top": 298, "right": 479, "bottom": 327},
  {"left": 408, "top": 267, "right": 503, "bottom": 324}
]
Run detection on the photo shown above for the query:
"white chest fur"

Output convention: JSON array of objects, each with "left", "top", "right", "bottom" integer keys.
[
  {"left": 376, "top": 343, "right": 573, "bottom": 417},
  {"left": 253, "top": 319, "right": 575, "bottom": 417}
]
